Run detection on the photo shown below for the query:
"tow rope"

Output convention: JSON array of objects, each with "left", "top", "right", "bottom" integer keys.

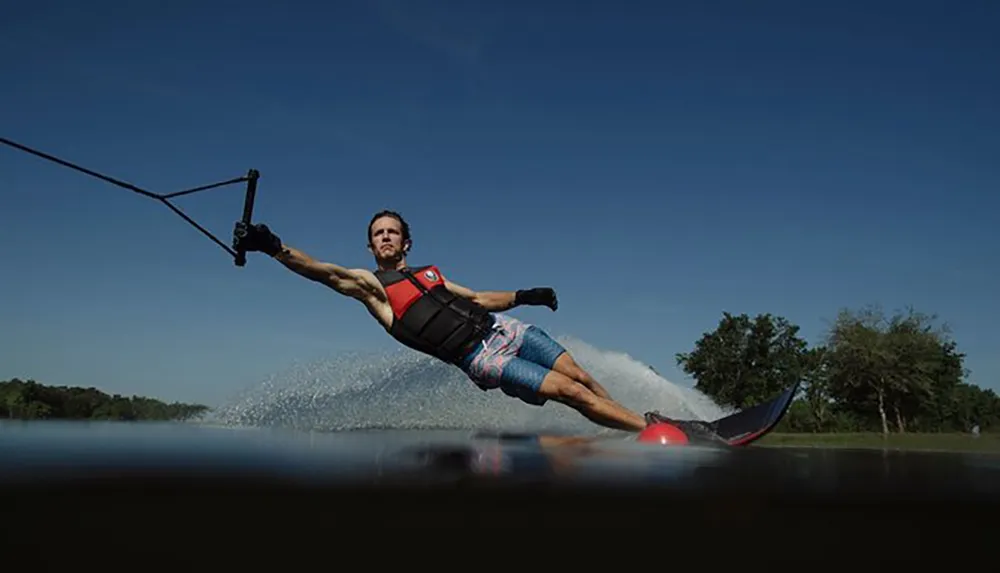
[{"left": 0, "top": 136, "right": 259, "bottom": 267}]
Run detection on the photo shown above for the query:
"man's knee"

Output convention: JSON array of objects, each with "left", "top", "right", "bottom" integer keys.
[
  {"left": 538, "top": 372, "right": 596, "bottom": 407},
  {"left": 553, "top": 352, "right": 594, "bottom": 385}
]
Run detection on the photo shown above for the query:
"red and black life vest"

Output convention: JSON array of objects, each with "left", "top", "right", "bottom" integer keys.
[{"left": 374, "top": 265, "right": 495, "bottom": 364}]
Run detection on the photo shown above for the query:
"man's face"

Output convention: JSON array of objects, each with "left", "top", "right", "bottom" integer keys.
[{"left": 369, "top": 215, "right": 408, "bottom": 262}]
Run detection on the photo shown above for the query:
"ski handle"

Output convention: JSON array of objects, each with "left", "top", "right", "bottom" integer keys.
[{"left": 234, "top": 169, "right": 260, "bottom": 267}]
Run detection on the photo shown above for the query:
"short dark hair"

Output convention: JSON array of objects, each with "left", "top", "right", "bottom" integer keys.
[{"left": 367, "top": 209, "right": 411, "bottom": 247}]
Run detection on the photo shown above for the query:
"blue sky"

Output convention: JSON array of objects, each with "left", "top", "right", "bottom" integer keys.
[{"left": 2, "top": 0, "right": 998, "bottom": 406}]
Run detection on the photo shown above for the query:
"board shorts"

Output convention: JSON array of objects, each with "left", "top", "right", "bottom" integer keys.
[{"left": 457, "top": 313, "right": 567, "bottom": 406}]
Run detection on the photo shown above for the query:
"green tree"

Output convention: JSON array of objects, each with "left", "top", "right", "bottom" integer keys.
[
  {"left": 822, "top": 305, "right": 968, "bottom": 434},
  {"left": 795, "top": 345, "right": 836, "bottom": 431},
  {"left": 675, "top": 312, "right": 811, "bottom": 409},
  {"left": 944, "top": 383, "right": 1000, "bottom": 432}
]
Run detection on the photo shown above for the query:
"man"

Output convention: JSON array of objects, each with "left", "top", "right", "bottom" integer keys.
[{"left": 232, "top": 210, "right": 652, "bottom": 432}]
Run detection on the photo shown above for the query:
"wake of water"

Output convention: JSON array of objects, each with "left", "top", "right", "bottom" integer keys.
[{"left": 206, "top": 336, "right": 731, "bottom": 436}]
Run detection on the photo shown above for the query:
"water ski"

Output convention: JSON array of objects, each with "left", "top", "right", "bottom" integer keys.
[{"left": 640, "top": 381, "right": 800, "bottom": 447}]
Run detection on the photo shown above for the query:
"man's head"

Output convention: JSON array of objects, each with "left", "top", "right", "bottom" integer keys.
[{"left": 367, "top": 209, "right": 411, "bottom": 269}]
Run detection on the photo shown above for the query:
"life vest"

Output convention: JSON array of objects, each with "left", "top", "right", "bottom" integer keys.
[{"left": 374, "top": 265, "right": 495, "bottom": 364}]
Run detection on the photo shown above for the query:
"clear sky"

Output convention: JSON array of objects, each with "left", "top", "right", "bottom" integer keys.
[{"left": 2, "top": 0, "right": 998, "bottom": 407}]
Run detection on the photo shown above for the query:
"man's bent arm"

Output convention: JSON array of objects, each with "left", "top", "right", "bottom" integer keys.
[
  {"left": 445, "top": 280, "right": 557, "bottom": 312},
  {"left": 273, "top": 245, "right": 370, "bottom": 300},
  {"left": 444, "top": 280, "right": 515, "bottom": 311},
  {"left": 472, "top": 290, "right": 517, "bottom": 311}
]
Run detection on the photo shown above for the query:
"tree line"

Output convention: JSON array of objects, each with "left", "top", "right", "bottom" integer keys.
[
  {"left": 0, "top": 378, "right": 209, "bottom": 421},
  {"left": 676, "top": 305, "right": 999, "bottom": 434}
]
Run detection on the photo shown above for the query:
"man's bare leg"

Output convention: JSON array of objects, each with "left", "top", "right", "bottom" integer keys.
[
  {"left": 536, "top": 370, "right": 647, "bottom": 432},
  {"left": 549, "top": 352, "right": 613, "bottom": 400}
]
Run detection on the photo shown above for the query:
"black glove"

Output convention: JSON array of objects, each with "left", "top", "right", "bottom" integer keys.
[
  {"left": 515, "top": 287, "right": 558, "bottom": 311},
  {"left": 233, "top": 222, "right": 282, "bottom": 257}
]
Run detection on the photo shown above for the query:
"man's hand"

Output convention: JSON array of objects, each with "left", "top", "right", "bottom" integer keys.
[
  {"left": 233, "top": 222, "right": 282, "bottom": 257},
  {"left": 515, "top": 287, "right": 558, "bottom": 311}
]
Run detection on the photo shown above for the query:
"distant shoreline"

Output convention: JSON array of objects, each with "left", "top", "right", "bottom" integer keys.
[{"left": 758, "top": 431, "right": 998, "bottom": 453}]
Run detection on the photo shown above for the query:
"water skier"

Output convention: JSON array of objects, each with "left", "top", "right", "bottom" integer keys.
[{"left": 234, "top": 210, "right": 659, "bottom": 432}]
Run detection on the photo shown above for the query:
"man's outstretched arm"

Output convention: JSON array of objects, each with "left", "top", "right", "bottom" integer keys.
[
  {"left": 273, "top": 245, "right": 372, "bottom": 301},
  {"left": 444, "top": 280, "right": 558, "bottom": 312},
  {"left": 233, "top": 222, "right": 375, "bottom": 301}
]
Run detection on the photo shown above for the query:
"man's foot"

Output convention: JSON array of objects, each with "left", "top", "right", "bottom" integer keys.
[
  {"left": 643, "top": 411, "right": 727, "bottom": 444},
  {"left": 644, "top": 411, "right": 672, "bottom": 425}
]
